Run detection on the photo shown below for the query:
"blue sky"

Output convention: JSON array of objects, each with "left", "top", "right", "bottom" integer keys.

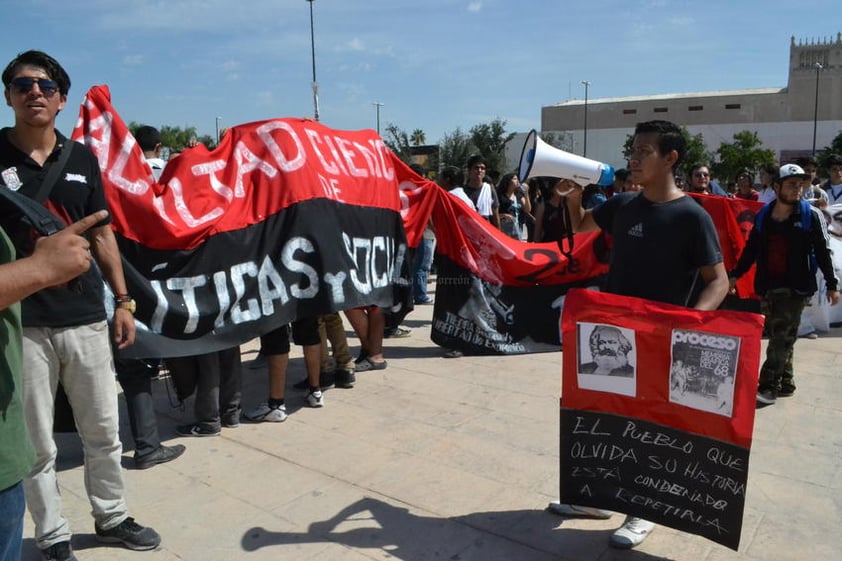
[{"left": 0, "top": 0, "right": 837, "bottom": 144}]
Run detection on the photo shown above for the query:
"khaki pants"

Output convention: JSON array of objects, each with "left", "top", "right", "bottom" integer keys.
[
  {"left": 319, "top": 313, "right": 354, "bottom": 372},
  {"left": 22, "top": 321, "right": 127, "bottom": 549}
]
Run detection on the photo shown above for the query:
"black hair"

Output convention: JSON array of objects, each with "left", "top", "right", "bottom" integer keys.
[
  {"left": 496, "top": 172, "right": 517, "bottom": 196},
  {"left": 614, "top": 168, "right": 629, "bottom": 181},
  {"left": 409, "top": 163, "right": 426, "bottom": 177},
  {"left": 795, "top": 155, "right": 818, "bottom": 168},
  {"left": 135, "top": 125, "right": 162, "bottom": 152},
  {"left": 438, "top": 165, "right": 463, "bottom": 187},
  {"left": 2, "top": 50, "right": 71, "bottom": 96},
  {"left": 633, "top": 120, "right": 686, "bottom": 172},
  {"left": 466, "top": 154, "right": 486, "bottom": 170}
]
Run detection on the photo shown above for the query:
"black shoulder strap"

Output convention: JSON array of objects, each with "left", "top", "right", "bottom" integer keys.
[
  {"left": 34, "top": 139, "right": 74, "bottom": 204},
  {"left": 0, "top": 187, "right": 66, "bottom": 236}
]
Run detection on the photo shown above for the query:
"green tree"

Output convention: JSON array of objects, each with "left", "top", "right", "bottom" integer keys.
[
  {"left": 438, "top": 127, "right": 473, "bottom": 174},
  {"left": 382, "top": 123, "right": 412, "bottom": 164},
  {"left": 410, "top": 129, "right": 426, "bottom": 146},
  {"left": 818, "top": 129, "right": 842, "bottom": 172},
  {"left": 712, "top": 131, "right": 775, "bottom": 182},
  {"left": 197, "top": 134, "right": 216, "bottom": 149},
  {"left": 468, "top": 118, "right": 516, "bottom": 178},
  {"left": 160, "top": 125, "right": 200, "bottom": 151},
  {"left": 127, "top": 122, "right": 216, "bottom": 150}
]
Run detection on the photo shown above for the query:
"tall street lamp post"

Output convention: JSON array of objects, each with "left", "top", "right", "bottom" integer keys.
[
  {"left": 812, "top": 62, "right": 823, "bottom": 155},
  {"left": 581, "top": 80, "right": 590, "bottom": 157},
  {"left": 215, "top": 116, "right": 221, "bottom": 145},
  {"left": 372, "top": 102, "right": 384, "bottom": 135},
  {"left": 306, "top": 0, "right": 320, "bottom": 121}
]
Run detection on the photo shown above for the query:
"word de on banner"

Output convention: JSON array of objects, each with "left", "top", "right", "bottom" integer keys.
[{"left": 559, "top": 288, "right": 764, "bottom": 550}]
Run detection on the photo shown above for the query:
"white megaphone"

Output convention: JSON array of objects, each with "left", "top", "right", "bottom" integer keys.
[{"left": 517, "top": 129, "right": 614, "bottom": 187}]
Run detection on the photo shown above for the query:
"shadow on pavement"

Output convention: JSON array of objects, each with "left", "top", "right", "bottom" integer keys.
[{"left": 241, "top": 497, "right": 675, "bottom": 561}]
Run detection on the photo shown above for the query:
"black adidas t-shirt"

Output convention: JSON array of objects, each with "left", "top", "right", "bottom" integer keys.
[
  {"left": 592, "top": 192, "right": 723, "bottom": 307},
  {"left": 0, "top": 128, "right": 111, "bottom": 327}
]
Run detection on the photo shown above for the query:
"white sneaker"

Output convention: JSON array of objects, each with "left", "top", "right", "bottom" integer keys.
[
  {"left": 306, "top": 389, "right": 324, "bottom": 408},
  {"left": 547, "top": 502, "right": 612, "bottom": 519},
  {"left": 610, "top": 516, "right": 655, "bottom": 549},
  {"left": 246, "top": 403, "right": 287, "bottom": 422}
]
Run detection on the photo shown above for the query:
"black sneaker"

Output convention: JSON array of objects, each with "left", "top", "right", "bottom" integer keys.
[
  {"left": 41, "top": 540, "right": 77, "bottom": 561},
  {"left": 134, "top": 444, "right": 186, "bottom": 470},
  {"left": 778, "top": 385, "right": 796, "bottom": 397},
  {"left": 222, "top": 407, "right": 242, "bottom": 428},
  {"left": 95, "top": 517, "right": 161, "bottom": 550},
  {"left": 335, "top": 369, "right": 356, "bottom": 388},
  {"left": 176, "top": 422, "right": 221, "bottom": 437},
  {"left": 756, "top": 388, "right": 777, "bottom": 405}
]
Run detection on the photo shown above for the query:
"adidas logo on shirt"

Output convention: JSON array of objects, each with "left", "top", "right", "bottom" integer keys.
[{"left": 628, "top": 223, "right": 644, "bottom": 238}]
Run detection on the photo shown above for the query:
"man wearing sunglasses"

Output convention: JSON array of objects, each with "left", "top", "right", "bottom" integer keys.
[
  {"left": 687, "top": 163, "right": 730, "bottom": 197},
  {"left": 1, "top": 50, "right": 160, "bottom": 561}
]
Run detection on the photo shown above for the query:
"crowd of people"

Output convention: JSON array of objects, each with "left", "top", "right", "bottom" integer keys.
[
  {"left": 1, "top": 47, "right": 842, "bottom": 561},
  {"left": 435, "top": 123, "right": 842, "bottom": 548}
]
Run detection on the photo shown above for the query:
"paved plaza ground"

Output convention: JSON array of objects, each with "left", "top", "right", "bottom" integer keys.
[{"left": 20, "top": 286, "right": 842, "bottom": 560}]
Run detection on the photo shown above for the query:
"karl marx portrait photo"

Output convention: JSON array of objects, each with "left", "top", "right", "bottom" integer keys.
[{"left": 578, "top": 324, "right": 635, "bottom": 378}]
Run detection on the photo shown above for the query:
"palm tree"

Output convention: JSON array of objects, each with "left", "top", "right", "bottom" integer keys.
[{"left": 410, "top": 129, "right": 426, "bottom": 146}]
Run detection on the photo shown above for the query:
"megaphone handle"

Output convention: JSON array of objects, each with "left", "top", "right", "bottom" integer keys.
[{"left": 556, "top": 198, "right": 575, "bottom": 259}]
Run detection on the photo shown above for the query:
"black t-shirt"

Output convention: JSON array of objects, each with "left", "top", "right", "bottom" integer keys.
[
  {"left": 540, "top": 199, "right": 568, "bottom": 243},
  {"left": 0, "top": 128, "right": 110, "bottom": 327},
  {"left": 592, "top": 192, "right": 723, "bottom": 307}
]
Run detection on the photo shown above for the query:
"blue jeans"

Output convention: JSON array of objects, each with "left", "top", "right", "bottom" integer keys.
[
  {"left": 412, "top": 238, "right": 435, "bottom": 303},
  {"left": 0, "top": 482, "right": 25, "bottom": 561}
]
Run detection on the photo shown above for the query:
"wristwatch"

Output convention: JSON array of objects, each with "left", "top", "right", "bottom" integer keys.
[{"left": 114, "top": 294, "right": 136, "bottom": 314}]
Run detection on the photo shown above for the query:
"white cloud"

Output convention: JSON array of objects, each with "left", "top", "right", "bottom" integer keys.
[
  {"left": 345, "top": 38, "right": 366, "bottom": 52},
  {"left": 468, "top": 1, "right": 482, "bottom": 12},
  {"left": 122, "top": 55, "right": 144, "bottom": 66},
  {"left": 669, "top": 16, "right": 694, "bottom": 26},
  {"left": 255, "top": 91, "right": 275, "bottom": 108}
]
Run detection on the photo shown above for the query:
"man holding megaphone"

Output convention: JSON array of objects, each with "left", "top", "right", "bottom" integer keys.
[{"left": 548, "top": 120, "right": 730, "bottom": 549}]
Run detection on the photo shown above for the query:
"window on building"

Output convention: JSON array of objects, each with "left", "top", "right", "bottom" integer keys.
[
  {"left": 654, "top": 107, "right": 668, "bottom": 113},
  {"left": 688, "top": 105, "right": 703, "bottom": 111},
  {"left": 623, "top": 109, "right": 637, "bottom": 115},
  {"left": 725, "top": 103, "right": 741, "bottom": 110}
]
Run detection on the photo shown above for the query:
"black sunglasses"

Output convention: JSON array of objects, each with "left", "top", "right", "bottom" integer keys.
[{"left": 9, "top": 77, "right": 59, "bottom": 97}]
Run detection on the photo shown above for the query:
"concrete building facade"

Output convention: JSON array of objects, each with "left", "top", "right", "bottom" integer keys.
[{"left": 529, "top": 34, "right": 842, "bottom": 172}]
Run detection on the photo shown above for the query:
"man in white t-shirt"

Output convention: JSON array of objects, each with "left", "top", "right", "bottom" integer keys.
[
  {"left": 135, "top": 125, "right": 166, "bottom": 180},
  {"left": 451, "top": 155, "right": 500, "bottom": 229}
]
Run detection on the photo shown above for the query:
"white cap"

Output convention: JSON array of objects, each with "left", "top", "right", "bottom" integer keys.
[{"left": 778, "top": 163, "right": 810, "bottom": 181}]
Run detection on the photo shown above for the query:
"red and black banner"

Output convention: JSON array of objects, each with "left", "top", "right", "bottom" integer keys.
[
  {"left": 73, "top": 86, "right": 408, "bottom": 357},
  {"left": 69, "top": 86, "right": 766, "bottom": 357},
  {"left": 559, "top": 288, "right": 764, "bottom": 550},
  {"left": 426, "top": 191, "right": 763, "bottom": 354}
]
